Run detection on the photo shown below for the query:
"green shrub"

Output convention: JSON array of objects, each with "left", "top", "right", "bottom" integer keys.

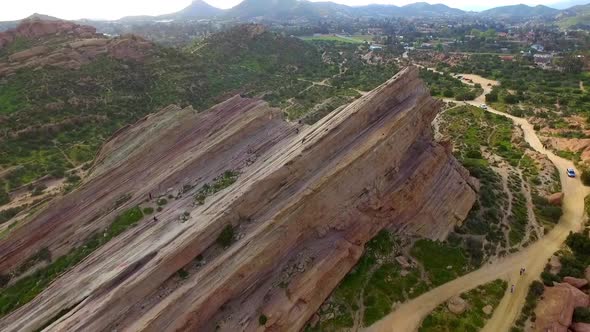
[
  {"left": 217, "top": 225, "right": 235, "bottom": 248},
  {"left": 0, "top": 189, "right": 10, "bottom": 205},
  {"left": 574, "top": 307, "right": 590, "bottom": 323},
  {"left": 259, "top": 314, "right": 268, "bottom": 325},
  {"left": 143, "top": 207, "right": 154, "bottom": 214},
  {"left": 177, "top": 269, "right": 189, "bottom": 279},
  {"left": 156, "top": 198, "right": 168, "bottom": 206}
]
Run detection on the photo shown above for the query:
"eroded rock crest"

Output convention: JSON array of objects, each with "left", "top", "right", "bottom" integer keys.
[{"left": 0, "top": 67, "right": 476, "bottom": 331}]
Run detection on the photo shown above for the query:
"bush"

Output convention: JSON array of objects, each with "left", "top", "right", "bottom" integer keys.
[
  {"left": 177, "top": 269, "right": 189, "bottom": 279},
  {"left": 259, "top": 314, "right": 268, "bottom": 325},
  {"left": 0, "top": 189, "right": 10, "bottom": 205},
  {"left": 581, "top": 169, "right": 590, "bottom": 186},
  {"left": 541, "top": 271, "right": 560, "bottom": 286},
  {"left": 156, "top": 198, "right": 168, "bottom": 206},
  {"left": 217, "top": 225, "right": 234, "bottom": 248},
  {"left": 143, "top": 207, "right": 154, "bottom": 215},
  {"left": 574, "top": 307, "right": 590, "bottom": 323}
]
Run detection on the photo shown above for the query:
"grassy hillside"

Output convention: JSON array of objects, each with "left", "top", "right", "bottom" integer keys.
[{"left": 0, "top": 24, "right": 398, "bottom": 197}]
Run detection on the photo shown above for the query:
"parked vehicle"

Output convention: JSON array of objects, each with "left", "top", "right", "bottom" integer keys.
[{"left": 480, "top": 104, "right": 488, "bottom": 110}]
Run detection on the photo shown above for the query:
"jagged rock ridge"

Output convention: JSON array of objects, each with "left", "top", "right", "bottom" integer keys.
[
  {"left": 0, "top": 67, "right": 476, "bottom": 331},
  {"left": 0, "top": 18, "right": 152, "bottom": 76}
]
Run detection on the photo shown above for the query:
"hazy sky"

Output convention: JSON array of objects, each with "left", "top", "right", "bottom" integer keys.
[{"left": 0, "top": 0, "right": 580, "bottom": 21}]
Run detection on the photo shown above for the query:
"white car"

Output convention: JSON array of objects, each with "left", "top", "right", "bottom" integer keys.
[{"left": 480, "top": 104, "right": 488, "bottom": 110}]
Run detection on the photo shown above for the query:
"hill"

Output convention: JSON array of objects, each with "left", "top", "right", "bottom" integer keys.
[
  {"left": 0, "top": 66, "right": 476, "bottom": 332},
  {"left": 557, "top": 3, "right": 590, "bottom": 28},
  {"left": 0, "top": 20, "right": 402, "bottom": 208},
  {"left": 480, "top": 4, "right": 560, "bottom": 17}
]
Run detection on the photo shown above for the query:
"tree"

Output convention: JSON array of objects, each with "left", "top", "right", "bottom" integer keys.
[
  {"left": 558, "top": 55, "right": 584, "bottom": 74},
  {"left": 485, "top": 92, "right": 498, "bottom": 103}
]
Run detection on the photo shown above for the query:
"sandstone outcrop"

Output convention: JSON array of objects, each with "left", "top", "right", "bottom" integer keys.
[
  {"left": 535, "top": 283, "right": 590, "bottom": 332},
  {"left": 0, "top": 19, "right": 152, "bottom": 77},
  {"left": 547, "top": 192, "right": 564, "bottom": 206},
  {"left": 448, "top": 296, "right": 468, "bottom": 314},
  {"left": 0, "top": 67, "right": 476, "bottom": 331},
  {"left": 564, "top": 276, "right": 589, "bottom": 289},
  {"left": 573, "top": 322, "right": 590, "bottom": 332},
  {"left": 0, "top": 18, "right": 96, "bottom": 49}
]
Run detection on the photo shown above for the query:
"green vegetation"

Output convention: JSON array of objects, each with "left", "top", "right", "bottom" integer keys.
[
  {"left": 216, "top": 225, "right": 235, "bottom": 248},
  {"left": 512, "top": 280, "right": 544, "bottom": 331},
  {"left": 419, "top": 279, "right": 507, "bottom": 332},
  {"left": 259, "top": 314, "right": 268, "bottom": 325},
  {"left": 0, "top": 26, "right": 399, "bottom": 193},
  {"left": 420, "top": 69, "right": 483, "bottom": 101},
  {"left": 0, "top": 206, "right": 143, "bottom": 317},
  {"left": 453, "top": 55, "right": 590, "bottom": 120},
  {"left": 177, "top": 268, "right": 189, "bottom": 279},
  {"left": 574, "top": 307, "right": 590, "bottom": 323},
  {"left": 143, "top": 207, "right": 154, "bottom": 215},
  {"left": 156, "top": 198, "right": 168, "bottom": 206},
  {"left": 411, "top": 239, "right": 468, "bottom": 286},
  {"left": 194, "top": 170, "right": 239, "bottom": 205},
  {"left": 300, "top": 35, "right": 363, "bottom": 44},
  {"left": 307, "top": 231, "right": 418, "bottom": 329}
]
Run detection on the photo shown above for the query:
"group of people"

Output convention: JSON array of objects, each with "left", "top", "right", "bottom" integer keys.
[{"left": 510, "top": 267, "right": 527, "bottom": 294}]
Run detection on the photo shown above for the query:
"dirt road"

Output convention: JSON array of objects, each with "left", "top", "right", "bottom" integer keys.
[{"left": 367, "top": 74, "right": 590, "bottom": 332}]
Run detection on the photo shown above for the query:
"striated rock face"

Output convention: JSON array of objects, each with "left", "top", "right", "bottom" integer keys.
[
  {"left": 564, "top": 276, "right": 589, "bottom": 289},
  {"left": 0, "top": 18, "right": 96, "bottom": 49},
  {"left": 0, "top": 19, "right": 152, "bottom": 76},
  {"left": 0, "top": 67, "right": 476, "bottom": 331},
  {"left": 535, "top": 283, "right": 590, "bottom": 332}
]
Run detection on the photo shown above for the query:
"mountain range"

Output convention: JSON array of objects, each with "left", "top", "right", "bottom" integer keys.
[
  {"left": 3, "top": 0, "right": 590, "bottom": 25},
  {"left": 113, "top": 0, "right": 588, "bottom": 21}
]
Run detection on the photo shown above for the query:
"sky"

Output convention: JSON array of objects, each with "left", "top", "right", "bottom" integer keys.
[{"left": 0, "top": 0, "right": 585, "bottom": 21}]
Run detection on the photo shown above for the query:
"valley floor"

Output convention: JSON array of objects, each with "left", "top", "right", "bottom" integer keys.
[{"left": 367, "top": 74, "right": 590, "bottom": 332}]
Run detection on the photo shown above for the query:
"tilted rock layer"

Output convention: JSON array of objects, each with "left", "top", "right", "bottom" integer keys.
[
  {"left": 0, "top": 67, "right": 476, "bottom": 331},
  {"left": 0, "top": 19, "right": 152, "bottom": 76}
]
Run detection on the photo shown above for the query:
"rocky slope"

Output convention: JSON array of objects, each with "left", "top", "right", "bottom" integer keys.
[
  {"left": 0, "top": 18, "right": 152, "bottom": 76},
  {"left": 0, "top": 67, "right": 476, "bottom": 331}
]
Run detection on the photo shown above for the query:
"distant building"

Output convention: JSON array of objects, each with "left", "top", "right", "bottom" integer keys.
[
  {"left": 369, "top": 44, "right": 384, "bottom": 51},
  {"left": 499, "top": 55, "right": 514, "bottom": 62},
  {"left": 533, "top": 53, "right": 553, "bottom": 65},
  {"left": 530, "top": 44, "right": 545, "bottom": 52}
]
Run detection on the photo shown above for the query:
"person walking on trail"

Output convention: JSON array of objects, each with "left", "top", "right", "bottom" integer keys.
[
  {"left": 153, "top": 216, "right": 158, "bottom": 222},
  {"left": 511, "top": 284, "right": 515, "bottom": 293}
]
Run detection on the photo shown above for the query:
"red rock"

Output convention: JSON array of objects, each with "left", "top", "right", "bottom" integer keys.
[
  {"left": 535, "top": 283, "right": 590, "bottom": 332},
  {"left": 547, "top": 192, "right": 564, "bottom": 206},
  {"left": 564, "top": 276, "right": 588, "bottom": 289},
  {"left": 585, "top": 266, "right": 590, "bottom": 283},
  {"left": 573, "top": 322, "right": 590, "bottom": 332}
]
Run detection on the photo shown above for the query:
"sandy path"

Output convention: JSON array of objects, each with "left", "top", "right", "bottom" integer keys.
[{"left": 367, "top": 74, "right": 590, "bottom": 332}]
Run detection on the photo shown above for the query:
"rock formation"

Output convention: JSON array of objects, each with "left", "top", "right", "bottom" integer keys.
[
  {"left": 448, "top": 296, "right": 468, "bottom": 315},
  {"left": 564, "top": 276, "right": 589, "bottom": 289},
  {"left": 0, "top": 17, "right": 96, "bottom": 49},
  {"left": 0, "top": 19, "right": 152, "bottom": 77},
  {"left": 535, "top": 283, "right": 590, "bottom": 332},
  {"left": 0, "top": 67, "right": 476, "bottom": 331}
]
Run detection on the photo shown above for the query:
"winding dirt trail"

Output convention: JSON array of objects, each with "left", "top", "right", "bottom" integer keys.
[{"left": 367, "top": 74, "right": 590, "bottom": 332}]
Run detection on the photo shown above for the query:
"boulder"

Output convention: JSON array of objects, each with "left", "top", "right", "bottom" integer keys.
[
  {"left": 564, "top": 276, "right": 588, "bottom": 289},
  {"left": 395, "top": 255, "right": 412, "bottom": 269},
  {"left": 572, "top": 322, "right": 590, "bottom": 332},
  {"left": 547, "top": 192, "right": 564, "bottom": 206},
  {"left": 535, "top": 283, "right": 590, "bottom": 331},
  {"left": 482, "top": 304, "right": 493, "bottom": 315},
  {"left": 585, "top": 266, "right": 590, "bottom": 283},
  {"left": 447, "top": 296, "right": 467, "bottom": 315},
  {"left": 8, "top": 46, "right": 49, "bottom": 62}
]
